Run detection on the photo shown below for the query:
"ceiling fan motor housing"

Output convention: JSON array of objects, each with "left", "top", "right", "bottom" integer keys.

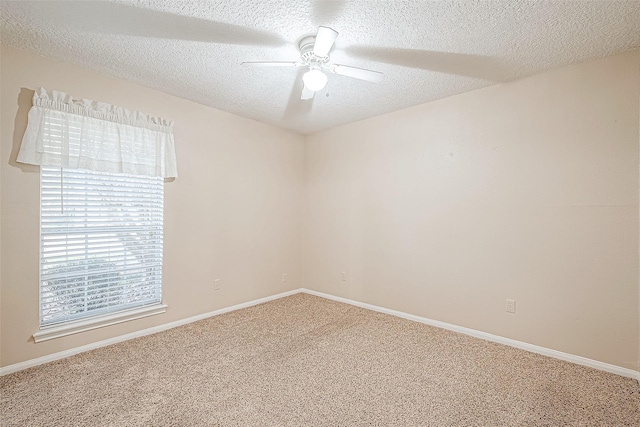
[{"left": 299, "top": 36, "right": 329, "bottom": 66}]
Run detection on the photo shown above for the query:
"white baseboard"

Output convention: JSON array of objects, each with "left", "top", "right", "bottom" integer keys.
[
  {"left": 3, "top": 287, "right": 639, "bottom": 382},
  {"left": 300, "top": 288, "right": 640, "bottom": 381},
  {"left": 0, "top": 289, "right": 302, "bottom": 376}
]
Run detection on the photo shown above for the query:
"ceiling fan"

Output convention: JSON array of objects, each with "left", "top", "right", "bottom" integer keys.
[{"left": 242, "top": 26, "right": 383, "bottom": 100}]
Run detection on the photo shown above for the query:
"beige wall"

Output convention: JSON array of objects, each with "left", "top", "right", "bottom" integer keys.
[
  {"left": 2, "top": 45, "right": 639, "bottom": 373},
  {"left": 0, "top": 46, "right": 304, "bottom": 367},
  {"left": 304, "top": 50, "right": 640, "bottom": 370}
]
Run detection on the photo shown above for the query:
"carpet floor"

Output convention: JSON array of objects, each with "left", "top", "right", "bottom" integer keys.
[{"left": 1, "top": 293, "right": 639, "bottom": 426}]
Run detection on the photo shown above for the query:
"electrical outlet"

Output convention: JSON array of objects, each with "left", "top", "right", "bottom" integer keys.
[
  {"left": 341, "top": 271, "right": 347, "bottom": 281},
  {"left": 506, "top": 299, "right": 516, "bottom": 314},
  {"left": 282, "top": 273, "right": 287, "bottom": 283},
  {"left": 213, "top": 279, "right": 221, "bottom": 291}
]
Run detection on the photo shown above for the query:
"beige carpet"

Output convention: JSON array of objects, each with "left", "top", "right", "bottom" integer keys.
[{"left": 1, "top": 293, "right": 639, "bottom": 426}]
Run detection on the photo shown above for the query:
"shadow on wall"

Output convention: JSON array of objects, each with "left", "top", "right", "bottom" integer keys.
[{"left": 10, "top": 87, "right": 37, "bottom": 173}]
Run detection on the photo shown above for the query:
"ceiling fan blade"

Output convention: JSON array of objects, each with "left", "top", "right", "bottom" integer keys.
[
  {"left": 327, "top": 64, "right": 383, "bottom": 83},
  {"left": 313, "top": 26, "right": 338, "bottom": 57},
  {"left": 242, "top": 61, "right": 302, "bottom": 67},
  {"left": 301, "top": 85, "right": 315, "bottom": 100}
]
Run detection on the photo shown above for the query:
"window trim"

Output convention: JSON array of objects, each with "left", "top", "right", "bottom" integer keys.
[
  {"left": 36, "top": 166, "right": 166, "bottom": 341},
  {"left": 33, "top": 303, "right": 167, "bottom": 343}
]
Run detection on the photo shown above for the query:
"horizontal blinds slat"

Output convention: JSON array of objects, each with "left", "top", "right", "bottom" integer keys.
[
  {"left": 42, "top": 249, "right": 163, "bottom": 258},
  {"left": 41, "top": 190, "right": 162, "bottom": 198},
  {"left": 42, "top": 282, "right": 161, "bottom": 301},
  {"left": 42, "top": 180, "right": 163, "bottom": 186},
  {"left": 42, "top": 252, "right": 163, "bottom": 263},
  {"left": 42, "top": 235, "right": 162, "bottom": 243},
  {"left": 42, "top": 206, "right": 163, "bottom": 213},
  {"left": 42, "top": 300, "right": 162, "bottom": 327},
  {"left": 43, "top": 261, "right": 163, "bottom": 274},
  {"left": 42, "top": 284, "right": 160, "bottom": 305},
  {"left": 42, "top": 280, "right": 161, "bottom": 303},
  {"left": 41, "top": 167, "right": 162, "bottom": 182},
  {"left": 42, "top": 195, "right": 162, "bottom": 203},
  {"left": 42, "top": 189, "right": 163, "bottom": 197},
  {"left": 41, "top": 175, "right": 164, "bottom": 185},
  {"left": 42, "top": 276, "right": 161, "bottom": 296},
  {"left": 43, "top": 280, "right": 161, "bottom": 297},
  {"left": 42, "top": 262, "right": 163, "bottom": 281},
  {"left": 40, "top": 166, "right": 163, "bottom": 326},
  {"left": 42, "top": 244, "right": 163, "bottom": 258},
  {"left": 42, "top": 179, "right": 164, "bottom": 189},
  {"left": 42, "top": 215, "right": 163, "bottom": 221},
  {"left": 42, "top": 261, "right": 163, "bottom": 276},
  {"left": 41, "top": 290, "right": 160, "bottom": 307},
  {"left": 42, "top": 242, "right": 163, "bottom": 252},
  {"left": 42, "top": 298, "right": 162, "bottom": 324},
  {"left": 42, "top": 227, "right": 162, "bottom": 235},
  {"left": 42, "top": 221, "right": 162, "bottom": 228}
]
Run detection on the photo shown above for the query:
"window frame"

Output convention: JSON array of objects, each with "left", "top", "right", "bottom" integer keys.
[{"left": 34, "top": 166, "right": 167, "bottom": 342}]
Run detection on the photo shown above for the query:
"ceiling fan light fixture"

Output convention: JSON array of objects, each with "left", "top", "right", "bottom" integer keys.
[
  {"left": 242, "top": 26, "right": 382, "bottom": 101},
  {"left": 302, "top": 69, "right": 328, "bottom": 92}
]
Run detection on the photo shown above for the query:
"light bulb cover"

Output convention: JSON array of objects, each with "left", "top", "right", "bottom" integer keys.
[{"left": 302, "top": 69, "right": 328, "bottom": 92}]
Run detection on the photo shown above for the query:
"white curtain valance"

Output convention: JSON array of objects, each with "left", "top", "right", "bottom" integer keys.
[{"left": 17, "top": 87, "right": 177, "bottom": 178}]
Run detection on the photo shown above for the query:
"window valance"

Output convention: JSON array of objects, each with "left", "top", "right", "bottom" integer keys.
[{"left": 17, "top": 87, "right": 177, "bottom": 178}]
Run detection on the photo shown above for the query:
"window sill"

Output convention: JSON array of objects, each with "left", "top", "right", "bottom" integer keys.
[{"left": 33, "top": 304, "right": 168, "bottom": 343}]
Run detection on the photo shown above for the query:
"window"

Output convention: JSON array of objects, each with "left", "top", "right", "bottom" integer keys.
[
  {"left": 17, "top": 88, "right": 176, "bottom": 341},
  {"left": 36, "top": 166, "right": 166, "bottom": 340}
]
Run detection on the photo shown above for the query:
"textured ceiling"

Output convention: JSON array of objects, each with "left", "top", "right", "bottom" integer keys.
[{"left": 2, "top": 0, "right": 640, "bottom": 134}]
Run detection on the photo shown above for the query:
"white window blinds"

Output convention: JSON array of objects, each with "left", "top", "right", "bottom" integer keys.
[{"left": 40, "top": 166, "right": 164, "bottom": 326}]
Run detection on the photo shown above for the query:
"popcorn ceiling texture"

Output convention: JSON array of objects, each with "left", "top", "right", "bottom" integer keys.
[
  {"left": 1, "top": 294, "right": 639, "bottom": 426},
  {"left": 1, "top": 0, "right": 640, "bottom": 134}
]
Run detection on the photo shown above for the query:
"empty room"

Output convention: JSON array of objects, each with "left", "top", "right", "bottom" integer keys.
[{"left": 1, "top": 1, "right": 639, "bottom": 425}]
